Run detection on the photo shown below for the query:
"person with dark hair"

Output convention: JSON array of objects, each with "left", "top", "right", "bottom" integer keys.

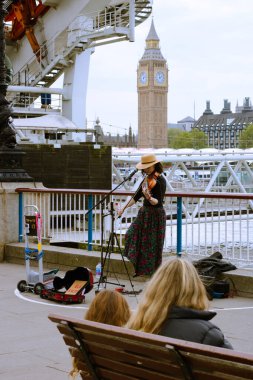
[
  {"left": 69, "top": 289, "right": 131, "bottom": 379},
  {"left": 118, "top": 154, "right": 166, "bottom": 277},
  {"left": 127, "top": 257, "right": 233, "bottom": 349}
]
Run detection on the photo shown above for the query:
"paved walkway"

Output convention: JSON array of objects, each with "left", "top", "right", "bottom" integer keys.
[{"left": 1, "top": 263, "right": 253, "bottom": 380}]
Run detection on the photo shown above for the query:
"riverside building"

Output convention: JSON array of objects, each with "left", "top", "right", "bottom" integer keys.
[{"left": 193, "top": 97, "right": 253, "bottom": 149}]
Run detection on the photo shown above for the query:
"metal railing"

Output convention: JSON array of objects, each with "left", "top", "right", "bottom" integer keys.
[
  {"left": 15, "top": 188, "right": 253, "bottom": 268},
  {"left": 6, "top": 93, "right": 62, "bottom": 112}
]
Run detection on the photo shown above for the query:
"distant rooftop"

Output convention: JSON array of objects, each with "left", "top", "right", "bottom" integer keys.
[{"left": 177, "top": 116, "right": 195, "bottom": 123}]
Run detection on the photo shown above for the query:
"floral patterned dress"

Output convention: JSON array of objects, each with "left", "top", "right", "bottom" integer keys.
[{"left": 124, "top": 174, "right": 166, "bottom": 276}]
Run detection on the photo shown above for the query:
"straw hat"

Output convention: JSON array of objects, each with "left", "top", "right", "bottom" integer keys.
[{"left": 136, "top": 154, "right": 160, "bottom": 170}]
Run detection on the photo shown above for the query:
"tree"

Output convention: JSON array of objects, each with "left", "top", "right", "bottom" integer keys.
[
  {"left": 239, "top": 123, "right": 253, "bottom": 148},
  {"left": 168, "top": 128, "right": 208, "bottom": 149},
  {"left": 167, "top": 128, "right": 183, "bottom": 147}
]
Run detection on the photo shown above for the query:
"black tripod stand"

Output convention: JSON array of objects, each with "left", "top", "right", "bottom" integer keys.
[
  {"left": 85, "top": 169, "right": 139, "bottom": 295},
  {"left": 96, "top": 201, "right": 136, "bottom": 294}
]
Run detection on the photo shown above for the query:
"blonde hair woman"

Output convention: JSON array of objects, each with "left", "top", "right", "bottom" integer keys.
[
  {"left": 127, "top": 257, "right": 232, "bottom": 349},
  {"left": 70, "top": 290, "right": 131, "bottom": 378}
]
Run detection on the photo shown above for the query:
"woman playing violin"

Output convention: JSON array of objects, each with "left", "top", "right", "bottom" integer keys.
[{"left": 118, "top": 154, "right": 166, "bottom": 277}]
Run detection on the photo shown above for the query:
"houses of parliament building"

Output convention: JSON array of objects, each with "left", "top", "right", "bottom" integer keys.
[{"left": 193, "top": 97, "right": 253, "bottom": 149}]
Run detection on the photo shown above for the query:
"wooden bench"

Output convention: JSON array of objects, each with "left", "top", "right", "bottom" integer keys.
[{"left": 48, "top": 313, "right": 253, "bottom": 380}]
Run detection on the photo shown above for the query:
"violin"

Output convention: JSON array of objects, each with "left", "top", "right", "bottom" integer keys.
[
  {"left": 143, "top": 171, "right": 160, "bottom": 191},
  {"left": 119, "top": 171, "right": 160, "bottom": 216}
]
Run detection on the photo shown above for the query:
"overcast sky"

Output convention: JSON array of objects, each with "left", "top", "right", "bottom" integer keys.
[{"left": 85, "top": 0, "right": 253, "bottom": 135}]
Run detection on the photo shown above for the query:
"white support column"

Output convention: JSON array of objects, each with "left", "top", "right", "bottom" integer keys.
[{"left": 62, "top": 48, "right": 93, "bottom": 141}]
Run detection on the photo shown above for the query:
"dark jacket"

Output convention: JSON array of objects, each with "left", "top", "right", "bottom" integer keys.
[
  {"left": 159, "top": 306, "right": 233, "bottom": 349},
  {"left": 193, "top": 251, "right": 236, "bottom": 278}
]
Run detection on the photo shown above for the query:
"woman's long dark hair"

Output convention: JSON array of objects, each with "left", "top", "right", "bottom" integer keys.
[
  {"left": 141, "top": 162, "right": 164, "bottom": 175},
  {"left": 155, "top": 162, "right": 164, "bottom": 173}
]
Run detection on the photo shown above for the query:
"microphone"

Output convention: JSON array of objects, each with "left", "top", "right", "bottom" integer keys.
[{"left": 125, "top": 168, "right": 138, "bottom": 181}]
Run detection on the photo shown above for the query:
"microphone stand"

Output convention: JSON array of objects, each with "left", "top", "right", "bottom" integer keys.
[
  {"left": 85, "top": 169, "right": 138, "bottom": 292},
  {"left": 85, "top": 168, "right": 137, "bottom": 218}
]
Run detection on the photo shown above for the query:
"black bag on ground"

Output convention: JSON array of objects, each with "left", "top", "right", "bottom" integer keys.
[
  {"left": 53, "top": 266, "right": 93, "bottom": 293},
  {"left": 193, "top": 252, "right": 235, "bottom": 298},
  {"left": 211, "top": 280, "right": 230, "bottom": 298}
]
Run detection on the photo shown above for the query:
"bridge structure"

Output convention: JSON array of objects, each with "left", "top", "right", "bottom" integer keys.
[{"left": 112, "top": 147, "right": 253, "bottom": 204}]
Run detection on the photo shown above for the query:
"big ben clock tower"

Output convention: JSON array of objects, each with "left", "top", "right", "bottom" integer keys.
[{"left": 137, "top": 20, "right": 168, "bottom": 148}]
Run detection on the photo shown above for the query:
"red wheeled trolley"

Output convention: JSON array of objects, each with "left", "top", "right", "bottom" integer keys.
[
  {"left": 17, "top": 205, "right": 58, "bottom": 295},
  {"left": 40, "top": 289, "right": 85, "bottom": 304}
]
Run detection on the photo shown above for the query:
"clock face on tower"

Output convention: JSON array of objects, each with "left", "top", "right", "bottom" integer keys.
[
  {"left": 139, "top": 71, "right": 147, "bottom": 85},
  {"left": 155, "top": 71, "right": 165, "bottom": 84}
]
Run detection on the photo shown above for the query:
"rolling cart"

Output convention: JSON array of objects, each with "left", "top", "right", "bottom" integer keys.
[{"left": 17, "top": 205, "right": 58, "bottom": 295}]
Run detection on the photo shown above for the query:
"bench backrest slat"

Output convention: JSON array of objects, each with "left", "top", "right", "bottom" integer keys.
[
  {"left": 70, "top": 345, "right": 184, "bottom": 378},
  {"left": 49, "top": 314, "right": 253, "bottom": 380}
]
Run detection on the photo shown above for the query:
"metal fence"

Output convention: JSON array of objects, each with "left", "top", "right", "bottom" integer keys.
[{"left": 16, "top": 188, "right": 253, "bottom": 268}]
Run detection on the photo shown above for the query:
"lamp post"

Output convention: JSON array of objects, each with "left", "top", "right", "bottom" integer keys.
[{"left": 0, "top": 0, "right": 32, "bottom": 181}]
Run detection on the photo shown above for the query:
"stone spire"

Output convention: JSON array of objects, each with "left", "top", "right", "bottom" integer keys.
[
  {"left": 129, "top": 124, "right": 132, "bottom": 145},
  {"left": 242, "top": 97, "right": 252, "bottom": 113},
  {"left": 203, "top": 100, "right": 213, "bottom": 115},
  {"left": 146, "top": 18, "right": 159, "bottom": 43},
  {"left": 141, "top": 19, "right": 165, "bottom": 61},
  {"left": 220, "top": 99, "right": 232, "bottom": 114}
]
